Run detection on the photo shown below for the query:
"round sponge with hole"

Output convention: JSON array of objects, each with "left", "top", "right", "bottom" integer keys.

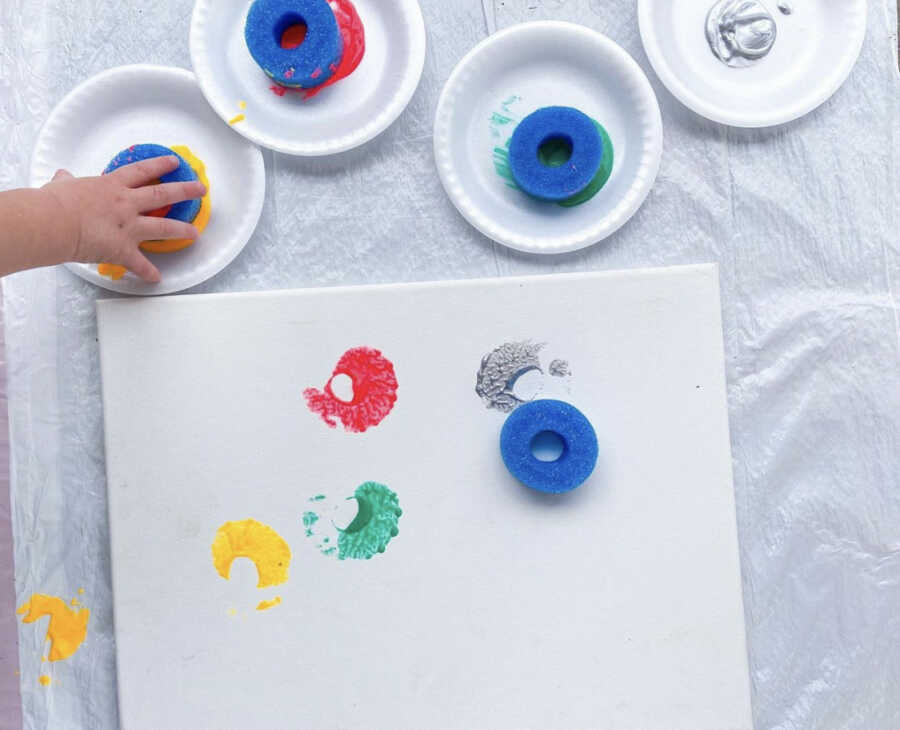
[
  {"left": 508, "top": 106, "right": 605, "bottom": 202},
  {"left": 245, "top": 0, "right": 343, "bottom": 89},
  {"left": 103, "top": 144, "right": 201, "bottom": 223},
  {"left": 500, "top": 399, "right": 598, "bottom": 493}
]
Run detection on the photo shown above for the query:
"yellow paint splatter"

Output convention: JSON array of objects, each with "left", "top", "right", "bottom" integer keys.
[
  {"left": 78, "top": 588, "right": 85, "bottom": 595},
  {"left": 38, "top": 675, "right": 51, "bottom": 686},
  {"left": 239, "top": 100, "right": 247, "bottom": 110},
  {"left": 211, "top": 519, "right": 291, "bottom": 588},
  {"left": 256, "top": 596, "right": 282, "bottom": 611},
  {"left": 228, "top": 113, "right": 246, "bottom": 125},
  {"left": 17, "top": 594, "right": 90, "bottom": 662},
  {"left": 41, "top": 655, "right": 47, "bottom": 662}
]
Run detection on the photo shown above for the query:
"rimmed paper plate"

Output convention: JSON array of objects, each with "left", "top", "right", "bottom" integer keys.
[
  {"left": 434, "top": 21, "right": 663, "bottom": 255},
  {"left": 638, "top": 0, "right": 867, "bottom": 127},
  {"left": 190, "top": 0, "right": 426, "bottom": 155},
  {"left": 30, "top": 64, "right": 265, "bottom": 296}
]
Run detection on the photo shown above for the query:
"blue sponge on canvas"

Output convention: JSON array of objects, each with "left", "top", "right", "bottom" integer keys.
[
  {"left": 508, "top": 106, "right": 605, "bottom": 202},
  {"left": 103, "top": 144, "right": 201, "bottom": 223},
  {"left": 500, "top": 399, "right": 598, "bottom": 494},
  {"left": 245, "top": 0, "right": 343, "bottom": 89}
]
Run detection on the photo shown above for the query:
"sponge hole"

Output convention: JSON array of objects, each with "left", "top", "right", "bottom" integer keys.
[
  {"left": 330, "top": 373, "right": 354, "bottom": 403},
  {"left": 530, "top": 430, "right": 565, "bottom": 462},
  {"left": 537, "top": 135, "right": 573, "bottom": 168},
  {"left": 276, "top": 13, "right": 308, "bottom": 49}
]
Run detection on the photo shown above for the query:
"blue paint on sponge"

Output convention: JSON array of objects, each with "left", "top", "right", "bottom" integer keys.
[
  {"left": 245, "top": 0, "right": 343, "bottom": 89},
  {"left": 500, "top": 399, "right": 598, "bottom": 494},
  {"left": 103, "top": 144, "right": 201, "bottom": 223},
  {"left": 508, "top": 106, "right": 605, "bottom": 202}
]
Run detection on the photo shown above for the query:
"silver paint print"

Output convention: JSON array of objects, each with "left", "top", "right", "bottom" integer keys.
[
  {"left": 549, "top": 359, "right": 571, "bottom": 377},
  {"left": 475, "top": 341, "right": 545, "bottom": 413},
  {"left": 706, "top": 0, "right": 777, "bottom": 68}
]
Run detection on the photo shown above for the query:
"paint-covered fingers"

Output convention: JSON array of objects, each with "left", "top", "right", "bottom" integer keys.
[
  {"left": 133, "top": 180, "right": 206, "bottom": 213},
  {"left": 135, "top": 215, "right": 200, "bottom": 243},
  {"left": 111, "top": 155, "right": 180, "bottom": 187}
]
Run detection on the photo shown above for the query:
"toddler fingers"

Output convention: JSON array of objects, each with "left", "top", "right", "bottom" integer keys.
[
  {"left": 113, "top": 155, "right": 179, "bottom": 187},
  {"left": 120, "top": 251, "right": 161, "bottom": 284},
  {"left": 135, "top": 215, "right": 200, "bottom": 242},
  {"left": 133, "top": 180, "right": 206, "bottom": 212}
]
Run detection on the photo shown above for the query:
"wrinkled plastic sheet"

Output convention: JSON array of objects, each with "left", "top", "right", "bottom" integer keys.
[{"left": 1, "top": 0, "right": 899, "bottom": 728}]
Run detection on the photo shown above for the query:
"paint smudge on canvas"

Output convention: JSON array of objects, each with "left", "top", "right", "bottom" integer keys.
[
  {"left": 256, "top": 596, "right": 282, "bottom": 611},
  {"left": 303, "top": 511, "right": 319, "bottom": 536},
  {"left": 302, "top": 482, "right": 402, "bottom": 560},
  {"left": 304, "top": 346, "right": 398, "bottom": 433},
  {"left": 549, "top": 359, "right": 571, "bottom": 377}
]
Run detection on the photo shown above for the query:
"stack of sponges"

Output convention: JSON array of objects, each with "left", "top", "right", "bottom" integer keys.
[
  {"left": 508, "top": 106, "right": 614, "bottom": 207},
  {"left": 245, "top": 0, "right": 343, "bottom": 89},
  {"left": 102, "top": 143, "right": 211, "bottom": 254}
]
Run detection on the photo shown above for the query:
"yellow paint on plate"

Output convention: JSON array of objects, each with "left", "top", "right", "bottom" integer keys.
[
  {"left": 78, "top": 588, "right": 85, "bottom": 595},
  {"left": 97, "top": 263, "right": 127, "bottom": 280},
  {"left": 211, "top": 519, "right": 291, "bottom": 588},
  {"left": 239, "top": 100, "right": 247, "bottom": 110},
  {"left": 256, "top": 596, "right": 282, "bottom": 611},
  {"left": 228, "top": 114, "right": 246, "bottom": 125},
  {"left": 38, "top": 675, "right": 51, "bottom": 687},
  {"left": 226, "top": 607, "right": 238, "bottom": 617},
  {"left": 17, "top": 594, "right": 90, "bottom": 662}
]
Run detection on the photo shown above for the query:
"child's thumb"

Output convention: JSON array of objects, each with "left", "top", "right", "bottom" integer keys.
[{"left": 52, "top": 169, "right": 73, "bottom": 181}]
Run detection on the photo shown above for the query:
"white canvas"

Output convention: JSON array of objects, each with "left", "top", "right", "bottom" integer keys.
[{"left": 97, "top": 264, "right": 752, "bottom": 730}]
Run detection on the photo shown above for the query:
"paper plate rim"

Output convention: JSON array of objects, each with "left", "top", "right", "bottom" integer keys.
[
  {"left": 189, "top": 0, "right": 427, "bottom": 156},
  {"left": 637, "top": 0, "right": 868, "bottom": 128},
  {"left": 433, "top": 21, "right": 664, "bottom": 255},
  {"left": 29, "top": 64, "right": 266, "bottom": 296}
]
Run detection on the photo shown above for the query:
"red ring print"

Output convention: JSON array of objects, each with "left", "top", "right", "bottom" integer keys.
[{"left": 303, "top": 347, "right": 398, "bottom": 433}]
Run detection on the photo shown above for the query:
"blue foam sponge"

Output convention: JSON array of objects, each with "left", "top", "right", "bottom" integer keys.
[
  {"left": 500, "top": 399, "right": 598, "bottom": 494},
  {"left": 103, "top": 144, "right": 201, "bottom": 223},
  {"left": 508, "top": 106, "right": 604, "bottom": 202},
  {"left": 245, "top": 0, "right": 343, "bottom": 89}
]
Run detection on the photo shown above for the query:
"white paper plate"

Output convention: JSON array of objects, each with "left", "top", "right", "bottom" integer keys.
[
  {"left": 190, "top": 0, "right": 426, "bottom": 156},
  {"left": 638, "top": 0, "right": 867, "bottom": 127},
  {"left": 30, "top": 64, "right": 265, "bottom": 296},
  {"left": 434, "top": 21, "right": 663, "bottom": 255}
]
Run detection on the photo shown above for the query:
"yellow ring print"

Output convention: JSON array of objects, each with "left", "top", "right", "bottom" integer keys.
[{"left": 211, "top": 519, "right": 291, "bottom": 588}]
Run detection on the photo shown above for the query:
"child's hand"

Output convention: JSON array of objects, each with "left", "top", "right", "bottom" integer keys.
[{"left": 41, "top": 155, "right": 206, "bottom": 283}]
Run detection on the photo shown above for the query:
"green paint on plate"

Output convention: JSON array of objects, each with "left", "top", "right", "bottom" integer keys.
[
  {"left": 556, "top": 122, "right": 614, "bottom": 208},
  {"left": 492, "top": 140, "right": 519, "bottom": 190}
]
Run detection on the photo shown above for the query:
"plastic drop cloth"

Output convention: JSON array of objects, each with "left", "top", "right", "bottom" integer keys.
[{"left": 1, "top": 0, "right": 898, "bottom": 727}]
